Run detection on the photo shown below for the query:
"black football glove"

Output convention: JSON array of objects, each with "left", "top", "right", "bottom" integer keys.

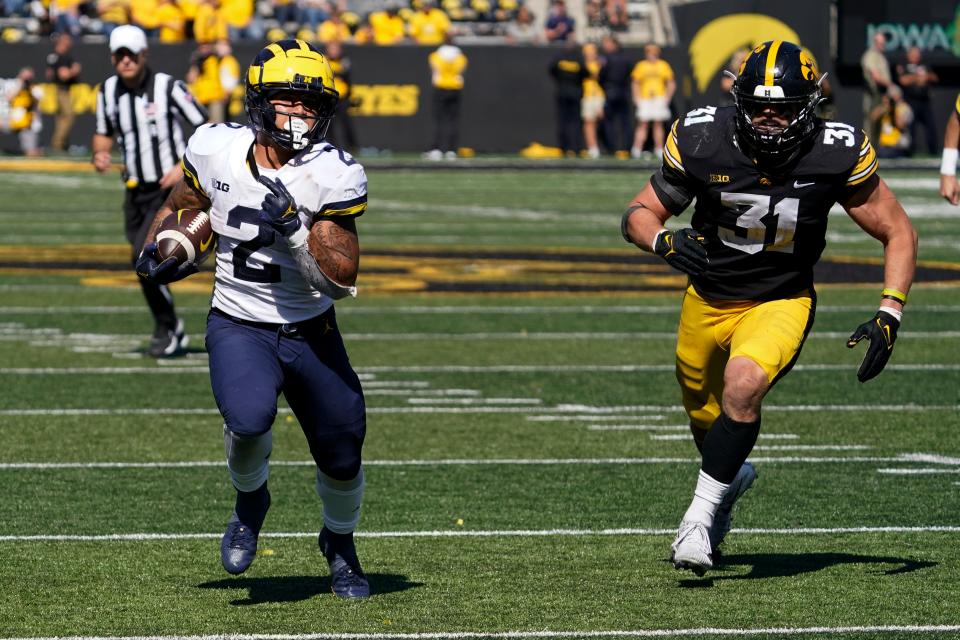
[
  {"left": 258, "top": 175, "right": 302, "bottom": 238},
  {"left": 135, "top": 242, "right": 198, "bottom": 284},
  {"left": 654, "top": 228, "right": 709, "bottom": 277},
  {"left": 846, "top": 309, "right": 900, "bottom": 383}
]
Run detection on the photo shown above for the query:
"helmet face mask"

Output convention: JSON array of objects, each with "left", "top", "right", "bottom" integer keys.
[
  {"left": 731, "top": 41, "right": 823, "bottom": 163},
  {"left": 245, "top": 39, "right": 339, "bottom": 152}
]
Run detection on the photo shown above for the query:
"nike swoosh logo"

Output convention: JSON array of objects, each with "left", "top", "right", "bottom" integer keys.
[
  {"left": 794, "top": 180, "right": 815, "bottom": 188},
  {"left": 199, "top": 233, "right": 213, "bottom": 253}
]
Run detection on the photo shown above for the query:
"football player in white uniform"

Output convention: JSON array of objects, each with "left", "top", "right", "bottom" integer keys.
[{"left": 136, "top": 39, "right": 370, "bottom": 598}]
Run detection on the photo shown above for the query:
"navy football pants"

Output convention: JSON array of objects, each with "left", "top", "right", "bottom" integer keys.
[{"left": 206, "top": 307, "right": 366, "bottom": 481}]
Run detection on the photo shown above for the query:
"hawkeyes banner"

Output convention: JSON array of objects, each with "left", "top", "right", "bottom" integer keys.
[
  {"left": 670, "top": 0, "right": 832, "bottom": 103},
  {"left": 837, "top": 0, "right": 960, "bottom": 68}
]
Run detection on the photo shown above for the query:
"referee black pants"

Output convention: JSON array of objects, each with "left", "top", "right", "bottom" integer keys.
[{"left": 124, "top": 184, "right": 178, "bottom": 332}]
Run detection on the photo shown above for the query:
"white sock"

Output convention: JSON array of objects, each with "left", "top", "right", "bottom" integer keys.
[
  {"left": 682, "top": 470, "right": 729, "bottom": 528},
  {"left": 316, "top": 467, "right": 364, "bottom": 534},
  {"left": 224, "top": 426, "right": 272, "bottom": 492}
]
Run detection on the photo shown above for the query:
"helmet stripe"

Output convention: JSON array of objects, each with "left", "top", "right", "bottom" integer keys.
[
  {"left": 266, "top": 42, "right": 286, "bottom": 59},
  {"left": 764, "top": 40, "right": 782, "bottom": 86}
]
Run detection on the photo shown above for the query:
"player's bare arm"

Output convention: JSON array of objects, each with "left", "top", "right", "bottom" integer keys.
[
  {"left": 841, "top": 174, "right": 918, "bottom": 383},
  {"left": 940, "top": 111, "right": 959, "bottom": 205},
  {"left": 622, "top": 180, "right": 707, "bottom": 276},
  {"left": 621, "top": 182, "right": 674, "bottom": 250},
  {"left": 144, "top": 178, "right": 212, "bottom": 246},
  {"left": 841, "top": 174, "right": 918, "bottom": 312}
]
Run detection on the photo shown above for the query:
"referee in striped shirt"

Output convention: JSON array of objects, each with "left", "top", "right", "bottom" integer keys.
[{"left": 92, "top": 25, "right": 207, "bottom": 358}]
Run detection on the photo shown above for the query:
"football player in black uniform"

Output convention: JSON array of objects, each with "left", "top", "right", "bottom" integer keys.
[
  {"left": 621, "top": 41, "right": 917, "bottom": 576},
  {"left": 939, "top": 93, "right": 960, "bottom": 205}
]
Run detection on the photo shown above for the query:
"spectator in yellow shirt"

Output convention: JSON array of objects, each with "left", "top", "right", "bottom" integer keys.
[
  {"left": 369, "top": 4, "right": 405, "bottom": 45},
  {"left": 319, "top": 9, "right": 351, "bottom": 43},
  {"left": 186, "top": 40, "right": 239, "bottom": 123},
  {"left": 129, "top": 0, "right": 159, "bottom": 36},
  {"left": 156, "top": 0, "right": 185, "bottom": 42},
  {"left": 409, "top": 0, "right": 450, "bottom": 46},
  {"left": 424, "top": 34, "right": 467, "bottom": 160},
  {"left": 581, "top": 42, "right": 604, "bottom": 159},
  {"left": 193, "top": 0, "right": 228, "bottom": 43},
  {"left": 630, "top": 43, "right": 674, "bottom": 159},
  {"left": 98, "top": 0, "right": 130, "bottom": 34},
  {"left": 220, "top": 0, "right": 259, "bottom": 39}
]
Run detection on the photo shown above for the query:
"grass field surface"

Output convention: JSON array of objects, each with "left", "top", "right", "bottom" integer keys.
[{"left": 1, "top": 165, "right": 959, "bottom": 639}]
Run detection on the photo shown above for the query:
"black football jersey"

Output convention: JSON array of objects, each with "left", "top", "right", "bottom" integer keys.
[{"left": 653, "top": 105, "right": 878, "bottom": 300}]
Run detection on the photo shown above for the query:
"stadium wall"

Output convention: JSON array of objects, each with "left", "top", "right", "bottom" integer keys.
[{"left": 2, "top": 0, "right": 959, "bottom": 156}]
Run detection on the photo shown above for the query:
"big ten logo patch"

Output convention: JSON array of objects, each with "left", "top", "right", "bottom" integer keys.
[{"left": 349, "top": 85, "right": 420, "bottom": 117}]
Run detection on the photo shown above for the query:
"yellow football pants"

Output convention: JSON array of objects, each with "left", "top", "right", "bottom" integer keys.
[{"left": 675, "top": 285, "right": 814, "bottom": 431}]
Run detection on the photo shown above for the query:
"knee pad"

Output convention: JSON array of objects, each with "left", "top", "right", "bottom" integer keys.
[
  {"left": 316, "top": 467, "right": 364, "bottom": 534},
  {"left": 224, "top": 425, "right": 272, "bottom": 492}
]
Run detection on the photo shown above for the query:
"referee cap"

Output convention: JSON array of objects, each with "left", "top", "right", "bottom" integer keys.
[{"left": 109, "top": 25, "right": 147, "bottom": 54}]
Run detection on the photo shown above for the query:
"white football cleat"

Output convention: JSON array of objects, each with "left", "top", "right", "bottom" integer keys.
[
  {"left": 709, "top": 461, "right": 757, "bottom": 553},
  {"left": 671, "top": 520, "right": 713, "bottom": 576}
]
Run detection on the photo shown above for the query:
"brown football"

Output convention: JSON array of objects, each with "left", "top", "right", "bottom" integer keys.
[{"left": 156, "top": 209, "right": 215, "bottom": 266}]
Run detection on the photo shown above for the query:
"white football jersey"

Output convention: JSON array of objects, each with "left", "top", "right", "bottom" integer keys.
[{"left": 181, "top": 123, "right": 367, "bottom": 323}]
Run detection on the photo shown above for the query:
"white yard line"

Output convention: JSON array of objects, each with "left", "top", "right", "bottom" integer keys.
[
  {"left": 5, "top": 628, "right": 960, "bottom": 640},
  {"left": 2, "top": 526, "right": 960, "bottom": 544},
  {"left": 878, "top": 469, "right": 960, "bottom": 475},
  {"left": 0, "top": 454, "right": 934, "bottom": 470},
  {"left": 1, "top": 404, "right": 956, "bottom": 416}
]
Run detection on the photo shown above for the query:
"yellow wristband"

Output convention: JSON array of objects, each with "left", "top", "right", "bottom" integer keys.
[{"left": 881, "top": 288, "right": 907, "bottom": 305}]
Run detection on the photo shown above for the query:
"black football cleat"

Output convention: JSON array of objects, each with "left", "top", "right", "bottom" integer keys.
[
  {"left": 220, "top": 484, "right": 270, "bottom": 575},
  {"left": 220, "top": 513, "right": 260, "bottom": 575},
  {"left": 319, "top": 527, "right": 370, "bottom": 598}
]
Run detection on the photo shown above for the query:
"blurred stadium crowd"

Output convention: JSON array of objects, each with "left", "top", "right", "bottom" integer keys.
[{"left": 0, "top": 0, "right": 650, "bottom": 44}]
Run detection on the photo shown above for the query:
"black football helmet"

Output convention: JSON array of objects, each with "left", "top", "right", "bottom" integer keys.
[
  {"left": 731, "top": 40, "right": 824, "bottom": 161},
  {"left": 245, "top": 39, "right": 339, "bottom": 151}
]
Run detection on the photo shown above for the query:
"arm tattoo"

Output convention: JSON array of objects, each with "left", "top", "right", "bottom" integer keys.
[
  {"left": 285, "top": 217, "right": 360, "bottom": 299},
  {"left": 308, "top": 217, "right": 359, "bottom": 285}
]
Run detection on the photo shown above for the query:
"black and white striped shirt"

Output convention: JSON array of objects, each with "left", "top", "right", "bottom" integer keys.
[{"left": 95, "top": 69, "right": 207, "bottom": 186}]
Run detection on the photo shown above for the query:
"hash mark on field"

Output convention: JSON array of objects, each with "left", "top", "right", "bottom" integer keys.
[
  {"left": 406, "top": 397, "right": 543, "bottom": 405},
  {"left": 651, "top": 434, "right": 800, "bottom": 441},
  {"left": 588, "top": 424, "right": 690, "bottom": 431},
  {"left": 752, "top": 445, "right": 870, "bottom": 451},
  {"left": 528, "top": 415, "right": 670, "bottom": 422}
]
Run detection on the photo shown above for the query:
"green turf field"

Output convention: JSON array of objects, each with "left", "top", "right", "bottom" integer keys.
[{"left": 1, "top": 166, "right": 959, "bottom": 640}]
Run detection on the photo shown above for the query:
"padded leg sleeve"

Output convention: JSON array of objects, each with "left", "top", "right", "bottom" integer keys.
[
  {"left": 224, "top": 425, "right": 272, "bottom": 492},
  {"left": 316, "top": 467, "right": 364, "bottom": 534}
]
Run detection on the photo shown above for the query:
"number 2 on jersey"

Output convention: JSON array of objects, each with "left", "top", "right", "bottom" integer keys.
[
  {"left": 719, "top": 192, "right": 799, "bottom": 255},
  {"left": 226, "top": 205, "right": 281, "bottom": 283}
]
